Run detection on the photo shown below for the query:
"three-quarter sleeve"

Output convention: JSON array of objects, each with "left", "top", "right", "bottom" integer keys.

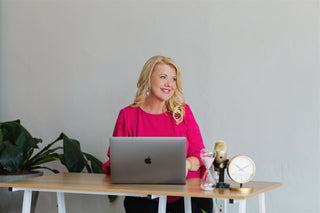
[
  {"left": 185, "top": 105, "right": 205, "bottom": 157},
  {"left": 184, "top": 105, "right": 205, "bottom": 177}
]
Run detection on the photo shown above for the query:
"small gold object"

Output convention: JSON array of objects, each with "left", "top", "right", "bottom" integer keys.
[{"left": 230, "top": 186, "right": 254, "bottom": 193}]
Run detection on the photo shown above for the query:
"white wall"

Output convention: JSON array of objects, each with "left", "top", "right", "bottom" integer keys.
[{"left": 0, "top": 0, "right": 319, "bottom": 212}]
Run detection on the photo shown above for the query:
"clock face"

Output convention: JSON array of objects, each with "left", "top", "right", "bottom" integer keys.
[{"left": 227, "top": 155, "right": 256, "bottom": 184}]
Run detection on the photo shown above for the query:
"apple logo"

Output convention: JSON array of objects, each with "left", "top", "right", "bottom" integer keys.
[{"left": 144, "top": 156, "right": 152, "bottom": 164}]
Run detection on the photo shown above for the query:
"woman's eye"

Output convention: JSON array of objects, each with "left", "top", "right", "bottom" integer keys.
[
  {"left": 172, "top": 78, "right": 177, "bottom": 81},
  {"left": 160, "top": 76, "right": 166, "bottom": 79}
]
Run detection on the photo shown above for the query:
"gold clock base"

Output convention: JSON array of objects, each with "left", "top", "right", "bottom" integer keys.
[{"left": 230, "top": 187, "right": 254, "bottom": 194}]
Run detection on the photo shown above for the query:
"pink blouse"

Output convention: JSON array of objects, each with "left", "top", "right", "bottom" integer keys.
[{"left": 102, "top": 104, "right": 205, "bottom": 202}]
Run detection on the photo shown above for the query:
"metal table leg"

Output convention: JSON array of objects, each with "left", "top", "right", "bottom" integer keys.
[
  {"left": 259, "top": 193, "right": 266, "bottom": 213},
  {"left": 57, "top": 192, "right": 66, "bottom": 213},
  {"left": 158, "top": 195, "right": 167, "bottom": 213},
  {"left": 184, "top": 196, "right": 192, "bottom": 213},
  {"left": 238, "top": 199, "right": 246, "bottom": 213},
  {"left": 22, "top": 190, "right": 32, "bottom": 213}
]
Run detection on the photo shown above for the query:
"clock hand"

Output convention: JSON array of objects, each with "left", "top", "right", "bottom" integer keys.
[
  {"left": 235, "top": 165, "right": 242, "bottom": 171},
  {"left": 239, "top": 164, "right": 250, "bottom": 171}
]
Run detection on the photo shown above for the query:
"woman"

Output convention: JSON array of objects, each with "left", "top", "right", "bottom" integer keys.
[{"left": 102, "top": 56, "right": 213, "bottom": 213}]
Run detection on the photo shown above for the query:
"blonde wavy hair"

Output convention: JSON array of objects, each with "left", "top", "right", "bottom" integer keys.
[{"left": 131, "top": 56, "right": 185, "bottom": 124}]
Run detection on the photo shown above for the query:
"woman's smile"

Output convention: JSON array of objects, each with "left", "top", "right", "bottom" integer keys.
[{"left": 161, "top": 88, "right": 171, "bottom": 94}]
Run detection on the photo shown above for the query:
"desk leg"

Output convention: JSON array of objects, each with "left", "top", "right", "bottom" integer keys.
[
  {"left": 238, "top": 200, "right": 246, "bottom": 213},
  {"left": 158, "top": 195, "right": 167, "bottom": 213},
  {"left": 57, "top": 192, "right": 66, "bottom": 213},
  {"left": 259, "top": 193, "right": 266, "bottom": 213},
  {"left": 184, "top": 196, "right": 191, "bottom": 213},
  {"left": 22, "top": 190, "right": 32, "bottom": 213}
]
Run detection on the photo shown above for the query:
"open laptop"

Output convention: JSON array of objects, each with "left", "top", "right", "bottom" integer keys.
[{"left": 110, "top": 137, "right": 186, "bottom": 184}]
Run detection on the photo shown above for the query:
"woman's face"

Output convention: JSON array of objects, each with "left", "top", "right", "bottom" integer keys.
[{"left": 149, "top": 62, "right": 177, "bottom": 103}]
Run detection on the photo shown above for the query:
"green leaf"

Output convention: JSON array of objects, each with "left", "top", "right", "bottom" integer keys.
[
  {"left": 61, "top": 133, "right": 85, "bottom": 172},
  {"left": 15, "top": 125, "right": 39, "bottom": 153},
  {"left": 29, "top": 137, "right": 61, "bottom": 162},
  {"left": 0, "top": 120, "right": 21, "bottom": 142},
  {"left": 27, "top": 146, "right": 62, "bottom": 166},
  {"left": 0, "top": 120, "right": 38, "bottom": 154},
  {"left": 33, "top": 137, "right": 42, "bottom": 149},
  {"left": 84, "top": 162, "right": 92, "bottom": 173},
  {"left": 28, "top": 154, "right": 60, "bottom": 167},
  {"left": 0, "top": 141, "right": 23, "bottom": 172},
  {"left": 29, "top": 166, "right": 59, "bottom": 174},
  {"left": 83, "top": 152, "right": 104, "bottom": 174}
]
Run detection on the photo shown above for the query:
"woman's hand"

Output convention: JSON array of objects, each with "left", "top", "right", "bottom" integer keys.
[
  {"left": 186, "top": 159, "right": 192, "bottom": 175},
  {"left": 186, "top": 156, "right": 200, "bottom": 175}
]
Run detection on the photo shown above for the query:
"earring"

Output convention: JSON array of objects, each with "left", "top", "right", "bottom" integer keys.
[{"left": 146, "top": 87, "right": 150, "bottom": 96}]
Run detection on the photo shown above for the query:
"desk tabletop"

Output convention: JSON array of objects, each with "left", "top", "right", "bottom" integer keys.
[{"left": 0, "top": 173, "right": 282, "bottom": 200}]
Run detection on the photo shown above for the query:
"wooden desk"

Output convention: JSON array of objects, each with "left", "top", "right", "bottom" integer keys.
[{"left": 0, "top": 173, "right": 282, "bottom": 213}]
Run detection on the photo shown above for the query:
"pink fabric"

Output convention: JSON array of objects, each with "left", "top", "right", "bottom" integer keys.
[{"left": 102, "top": 104, "right": 205, "bottom": 202}]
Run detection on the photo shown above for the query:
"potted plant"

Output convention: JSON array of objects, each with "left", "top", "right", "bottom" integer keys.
[{"left": 0, "top": 119, "right": 105, "bottom": 213}]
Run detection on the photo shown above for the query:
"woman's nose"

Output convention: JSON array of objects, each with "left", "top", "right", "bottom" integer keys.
[{"left": 165, "top": 79, "right": 172, "bottom": 87}]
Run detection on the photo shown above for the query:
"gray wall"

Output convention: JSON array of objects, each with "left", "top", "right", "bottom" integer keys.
[{"left": 1, "top": 0, "right": 319, "bottom": 212}]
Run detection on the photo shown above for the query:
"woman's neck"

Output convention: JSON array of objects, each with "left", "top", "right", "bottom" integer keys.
[{"left": 141, "top": 97, "right": 166, "bottom": 114}]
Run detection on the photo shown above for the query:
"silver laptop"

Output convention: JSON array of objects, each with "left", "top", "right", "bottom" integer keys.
[{"left": 110, "top": 137, "right": 186, "bottom": 184}]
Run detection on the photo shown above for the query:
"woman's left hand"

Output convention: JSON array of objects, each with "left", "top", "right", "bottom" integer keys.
[
  {"left": 186, "top": 157, "right": 200, "bottom": 175},
  {"left": 186, "top": 159, "right": 191, "bottom": 175}
]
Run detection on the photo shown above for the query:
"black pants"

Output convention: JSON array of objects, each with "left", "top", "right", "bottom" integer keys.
[{"left": 124, "top": 196, "right": 213, "bottom": 213}]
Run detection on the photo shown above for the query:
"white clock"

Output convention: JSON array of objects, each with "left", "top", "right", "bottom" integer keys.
[{"left": 227, "top": 155, "right": 256, "bottom": 193}]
